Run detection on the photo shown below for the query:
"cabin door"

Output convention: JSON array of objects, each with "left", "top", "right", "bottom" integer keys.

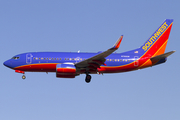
[
  {"left": 134, "top": 56, "right": 139, "bottom": 66},
  {"left": 26, "top": 54, "right": 33, "bottom": 64}
]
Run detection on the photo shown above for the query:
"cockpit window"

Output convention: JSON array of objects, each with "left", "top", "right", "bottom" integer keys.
[{"left": 12, "top": 56, "right": 20, "bottom": 60}]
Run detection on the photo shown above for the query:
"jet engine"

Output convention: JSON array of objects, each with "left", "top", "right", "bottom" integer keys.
[{"left": 56, "top": 63, "right": 76, "bottom": 78}]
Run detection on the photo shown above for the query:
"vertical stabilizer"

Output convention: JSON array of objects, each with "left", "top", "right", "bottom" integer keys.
[{"left": 140, "top": 19, "right": 173, "bottom": 57}]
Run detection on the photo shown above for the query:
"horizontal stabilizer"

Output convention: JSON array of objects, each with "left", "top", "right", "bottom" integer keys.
[
  {"left": 150, "top": 51, "right": 175, "bottom": 61},
  {"left": 150, "top": 51, "right": 175, "bottom": 65}
]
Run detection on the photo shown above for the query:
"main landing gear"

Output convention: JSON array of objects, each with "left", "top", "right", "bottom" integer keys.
[{"left": 85, "top": 74, "right": 91, "bottom": 83}]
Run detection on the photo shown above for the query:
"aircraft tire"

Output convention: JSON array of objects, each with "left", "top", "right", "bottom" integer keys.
[
  {"left": 85, "top": 75, "right": 91, "bottom": 83},
  {"left": 22, "top": 75, "right": 26, "bottom": 79}
]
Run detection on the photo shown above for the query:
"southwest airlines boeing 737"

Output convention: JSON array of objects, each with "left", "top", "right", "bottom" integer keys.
[{"left": 3, "top": 19, "right": 175, "bottom": 83}]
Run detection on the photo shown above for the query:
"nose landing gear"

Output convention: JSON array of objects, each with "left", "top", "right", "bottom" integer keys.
[
  {"left": 22, "top": 75, "right": 26, "bottom": 79},
  {"left": 15, "top": 70, "right": 26, "bottom": 80}
]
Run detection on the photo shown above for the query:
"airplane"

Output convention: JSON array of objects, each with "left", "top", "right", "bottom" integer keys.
[{"left": 3, "top": 19, "right": 175, "bottom": 83}]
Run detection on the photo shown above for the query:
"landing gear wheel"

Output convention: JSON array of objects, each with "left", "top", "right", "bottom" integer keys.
[
  {"left": 22, "top": 75, "right": 26, "bottom": 79},
  {"left": 85, "top": 75, "right": 91, "bottom": 83}
]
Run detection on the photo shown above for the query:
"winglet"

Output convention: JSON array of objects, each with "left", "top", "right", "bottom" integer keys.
[{"left": 112, "top": 35, "right": 123, "bottom": 50}]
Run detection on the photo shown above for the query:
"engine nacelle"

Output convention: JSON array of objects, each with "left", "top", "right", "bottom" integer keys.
[{"left": 56, "top": 64, "right": 76, "bottom": 78}]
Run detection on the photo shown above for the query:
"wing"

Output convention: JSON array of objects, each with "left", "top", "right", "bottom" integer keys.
[{"left": 75, "top": 35, "right": 123, "bottom": 73}]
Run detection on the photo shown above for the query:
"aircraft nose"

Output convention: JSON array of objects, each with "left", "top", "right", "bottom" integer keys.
[
  {"left": 3, "top": 60, "right": 12, "bottom": 68},
  {"left": 3, "top": 61, "right": 8, "bottom": 66}
]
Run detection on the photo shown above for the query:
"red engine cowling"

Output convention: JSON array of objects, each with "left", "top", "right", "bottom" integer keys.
[{"left": 56, "top": 64, "right": 76, "bottom": 78}]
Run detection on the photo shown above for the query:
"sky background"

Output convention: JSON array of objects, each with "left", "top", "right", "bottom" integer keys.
[{"left": 0, "top": 0, "right": 179, "bottom": 120}]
